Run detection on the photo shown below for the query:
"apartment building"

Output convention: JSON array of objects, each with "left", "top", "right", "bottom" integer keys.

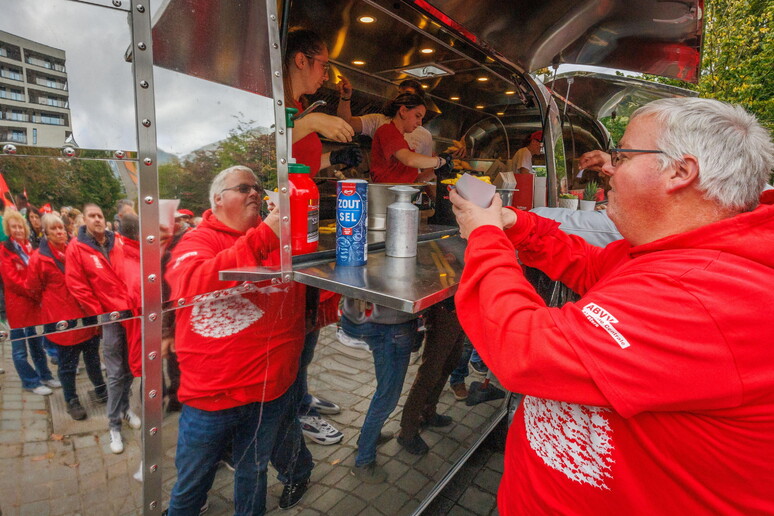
[{"left": 0, "top": 30, "right": 72, "bottom": 147}]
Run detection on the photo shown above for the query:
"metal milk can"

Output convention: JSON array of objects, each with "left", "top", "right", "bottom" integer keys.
[{"left": 385, "top": 185, "right": 419, "bottom": 258}]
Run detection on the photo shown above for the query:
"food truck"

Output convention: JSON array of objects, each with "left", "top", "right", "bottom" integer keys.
[{"left": 0, "top": 0, "right": 702, "bottom": 513}]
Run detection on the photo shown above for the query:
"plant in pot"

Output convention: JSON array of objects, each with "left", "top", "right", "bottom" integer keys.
[
  {"left": 579, "top": 181, "right": 598, "bottom": 211},
  {"left": 558, "top": 192, "right": 578, "bottom": 210}
]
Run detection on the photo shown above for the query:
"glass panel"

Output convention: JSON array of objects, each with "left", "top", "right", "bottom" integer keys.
[{"left": 0, "top": 2, "right": 142, "bottom": 514}]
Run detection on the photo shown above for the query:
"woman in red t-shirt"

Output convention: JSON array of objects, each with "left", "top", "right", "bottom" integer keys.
[
  {"left": 283, "top": 29, "right": 361, "bottom": 174},
  {"left": 371, "top": 93, "right": 451, "bottom": 183}
]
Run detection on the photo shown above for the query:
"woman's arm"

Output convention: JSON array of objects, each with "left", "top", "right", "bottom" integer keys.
[
  {"left": 394, "top": 148, "right": 446, "bottom": 170},
  {"left": 292, "top": 113, "right": 354, "bottom": 143}
]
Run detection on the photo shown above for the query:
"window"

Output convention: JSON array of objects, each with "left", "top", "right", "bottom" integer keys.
[
  {"left": 40, "top": 113, "right": 64, "bottom": 125},
  {"left": 32, "top": 128, "right": 37, "bottom": 145},
  {"left": 10, "top": 130, "right": 26, "bottom": 143},
  {"left": 0, "top": 87, "right": 24, "bottom": 101},
  {"left": 0, "top": 47, "right": 6, "bottom": 57},
  {"left": 9, "top": 109, "right": 27, "bottom": 122},
  {"left": 0, "top": 66, "right": 22, "bottom": 81}
]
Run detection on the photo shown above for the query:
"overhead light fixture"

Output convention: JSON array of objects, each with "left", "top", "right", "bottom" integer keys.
[
  {"left": 400, "top": 63, "right": 454, "bottom": 78},
  {"left": 450, "top": 96, "right": 460, "bottom": 101},
  {"left": 497, "top": 112, "right": 505, "bottom": 116},
  {"left": 358, "top": 16, "right": 375, "bottom": 23},
  {"left": 421, "top": 84, "right": 429, "bottom": 89},
  {"left": 352, "top": 60, "right": 366, "bottom": 65},
  {"left": 477, "top": 77, "right": 488, "bottom": 82},
  {"left": 505, "top": 90, "right": 515, "bottom": 95},
  {"left": 476, "top": 105, "right": 484, "bottom": 109},
  {"left": 420, "top": 48, "right": 434, "bottom": 54}
]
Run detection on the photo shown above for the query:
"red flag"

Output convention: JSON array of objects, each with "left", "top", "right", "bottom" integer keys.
[
  {"left": 40, "top": 203, "right": 53, "bottom": 214},
  {"left": 0, "top": 173, "right": 15, "bottom": 209}
]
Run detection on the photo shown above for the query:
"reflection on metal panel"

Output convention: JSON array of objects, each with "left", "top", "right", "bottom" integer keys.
[
  {"left": 417, "top": 0, "right": 703, "bottom": 82},
  {"left": 151, "top": 0, "right": 273, "bottom": 96}
]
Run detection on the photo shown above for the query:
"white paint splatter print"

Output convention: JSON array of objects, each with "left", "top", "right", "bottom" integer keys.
[
  {"left": 190, "top": 284, "right": 264, "bottom": 338},
  {"left": 523, "top": 396, "right": 614, "bottom": 489}
]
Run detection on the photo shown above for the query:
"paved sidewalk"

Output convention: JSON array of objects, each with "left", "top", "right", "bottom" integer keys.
[{"left": 0, "top": 324, "right": 506, "bottom": 515}]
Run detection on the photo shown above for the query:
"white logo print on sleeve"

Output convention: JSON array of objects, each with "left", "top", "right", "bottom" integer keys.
[
  {"left": 582, "top": 302, "right": 631, "bottom": 349},
  {"left": 524, "top": 396, "right": 614, "bottom": 489},
  {"left": 190, "top": 284, "right": 264, "bottom": 338}
]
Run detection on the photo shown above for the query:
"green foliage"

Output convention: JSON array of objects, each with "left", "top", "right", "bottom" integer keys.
[
  {"left": 159, "top": 120, "right": 277, "bottom": 216},
  {"left": 0, "top": 157, "right": 124, "bottom": 219},
  {"left": 599, "top": 115, "right": 630, "bottom": 147},
  {"left": 583, "top": 180, "right": 598, "bottom": 201}
]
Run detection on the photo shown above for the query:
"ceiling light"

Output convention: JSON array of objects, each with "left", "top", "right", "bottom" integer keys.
[
  {"left": 400, "top": 63, "right": 454, "bottom": 78},
  {"left": 497, "top": 112, "right": 505, "bottom": 116},
  {"left": 476, "top": 105, "right": 484, "bottom": 109},
  {"left": 421, "top": 84, "right": 428, "bottom": 89},
  {"left": 450, "top": 96, "right": 460, "bottom": 100},
  {"left": 477, "top": 77, "right": 488, "bottom": 82},
  {"left": 420, "top": 48, "right": 434, "bottom": 54},
  {"left": 505, "top": 90, "right": 515, "bottom": 95},
  {"left": 352, "top": 60, "right": 365, "bottom": 65},
  {"left": 358, "top": 16, "right": 375, "bottom": 23}
]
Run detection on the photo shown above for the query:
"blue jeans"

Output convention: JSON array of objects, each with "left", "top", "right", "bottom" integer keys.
[
  {"left": 168, "top": 387, "right": 313, "bottom": 516},
  {"left": 297, "top": 329, "right": 320, "bottom": 417},
  {"left": 10, "top": 327, "right": 53, "bottom": 389},
  {"left": 449, "top": 337, "right": 474, "bottom": 386},
  {"left": 341, "top": 317, "right": 417, "bottom": 467},
  {"left": 55, "top": 336, "right": 106, "bottom": 403}
]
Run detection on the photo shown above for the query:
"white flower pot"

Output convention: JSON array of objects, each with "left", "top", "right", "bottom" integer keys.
[
  {"left": 558, "top": 197, "right": 578, "bottom": 210},
  {"left": 579, "top": 199, "right": 596, "bottom": 211}
]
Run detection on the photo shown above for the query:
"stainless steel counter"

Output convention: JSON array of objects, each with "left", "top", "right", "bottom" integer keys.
[{"left": 219, "top": 224, "right": 465, "bottom": 313}]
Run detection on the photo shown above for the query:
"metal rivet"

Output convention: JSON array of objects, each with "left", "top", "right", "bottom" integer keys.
[
  {"left": 56, "top": 320, "right": 69, "bottom": 331},
  {"left": 112, "top": 0, "right": 122, "bottom": 6},
  {"left": 282, "top": 216, "right": 289, "bottom": 222},
  {"left": 143, "top": 157, "right": 152, "bottom": 166},
  {"left": 149, "top": 390, "right": 158, "bottom": 398},
  {"left": 144, "top": 196, "right": 154, "bottom": 204},
  {"left": 280, "top": 187, "right": 288, "bottom": 194},
  {"left": 273, "top": 43, "right": 279, "bottom": 49},
  {"left": 278, "top": 129, "right": 284, "bottom": 135},
  {"left": 62, "top": 147, "right": 76, "bottom": 157},
  {"left": 2, "top": 144, "right": 17, "bottom": 154},
  {"left": 137, "top": 42, "right": 147, "bottom": 51},
  {"left": 0, "top": 331, "right": 7, "bottom": 342},
  {"left": 109, "top": 311, "right": 120, "bottom": 321},
  {"left": 274, "top": 71, "right": 280, "bottom": 77},
  {"left": 146, "top": 235, "right": 155, "bottom": 244},
  {"left": 140, "top": 80, "right": 149, "bottom": 88},
  {"left": 150, "top": 464, "right": 158, "bottom": 473},
  {"left": 277, "top": 100, "right": 283, "bottom": 105},
  {"left": 149, "top": 313, "right": 158, "bottom": 321},
  {"left": 149, "top": 501, "right": 157, "bottom": 510},
  {"left": 283, "top": 245, "right": 290, "bottom": 252},
  {"left": 142, "top": 118, "right": 151, "bottom": 127},
  {"left": 147, "top": 274, "right": 157, "bottom": 283},
  {"left": 148, "top": 351, "right": 157, "bottom": 360},
  {"left": 283, "top": 274, "right": 291, "bottom": 282},
  {"left": 149, "top": 427, "right": 158, "bottom": 435},
  {"left": 270, "top": 14, "right": 276, "bottom": 20},
  {"left": 178, "top": 298, "right": 185, "bottom": 307},
  {"left": 136, "top": 4, "right": 145, "bottom": 12},
  {"left": 114, "top": 150, "right": 125, "bottom": 159},
  {"left": 280, "top": 158, "right": 286, "bottom": 164}
]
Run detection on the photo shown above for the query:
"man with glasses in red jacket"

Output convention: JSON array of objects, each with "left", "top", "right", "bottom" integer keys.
[
  {"left": 450, "top": 98, "right": 774, "bottom": 515},
  {"left": 165, "top": 165, "right": 312, "bottom": 515}
]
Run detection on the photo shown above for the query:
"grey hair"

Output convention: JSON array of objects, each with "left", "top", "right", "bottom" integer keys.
[
  {"left": 209, "top": 165, "right": 258, "bottom": 211},
  {"left": 41, "top": 213, "right": 65, "bottom": 235},
  {"left": 632, "top": 97, "right": 774, "bottom": 212}
]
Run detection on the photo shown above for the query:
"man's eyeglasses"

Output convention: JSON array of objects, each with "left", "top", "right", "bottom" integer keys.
[
  {"left": 609, "top": 148, "right": 664, "bottom": 167},
  {"left": 220, "top": 183, "right": 263, "bottom": 195},
  {"left": 305, "top": 55, "right": 330, "bottom": 72}
]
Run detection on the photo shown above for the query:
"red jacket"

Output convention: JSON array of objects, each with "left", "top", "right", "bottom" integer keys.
[
  {"left": 456, "top": 199, "right": 774, "bottom": 515},
  {"left": 65, "top": 226, "right": 130, "bottom": 315},
  {"left": 0, "top": 239, "right": 39, "bottom": 328},
  {"left": 121, "top": 237, "right": 142, "bottom": 377},
  {"left": 166, "top": 210, "right": 305, "bottom": 411},
  {"left": 26, "top": 239, "right": 99, "bottom": 346}
]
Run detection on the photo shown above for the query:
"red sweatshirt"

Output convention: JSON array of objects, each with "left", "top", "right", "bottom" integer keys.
[
  {"left": 166, "top": 210, "right": 305, "bottom": 411},
  {"left": 455, "top": 200, "right": 774, "bottom": 515}
]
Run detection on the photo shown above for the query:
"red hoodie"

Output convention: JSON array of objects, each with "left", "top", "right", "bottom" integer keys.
[
  {"left": 0, "top": 239, "right": 39, "bottom": 328},
  {"left": 166, "top": 210, "right": 305, "bottom": 411},
  {"left": 456, "top": 199, "right": 774, "bottom": 515},
  {"left": 26, "top": 239, "right": 99, "bottom": 346}
]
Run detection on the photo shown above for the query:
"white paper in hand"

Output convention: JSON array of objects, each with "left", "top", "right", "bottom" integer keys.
[{"left": 454, "top": 173, "right": 496, "bottom": 208}]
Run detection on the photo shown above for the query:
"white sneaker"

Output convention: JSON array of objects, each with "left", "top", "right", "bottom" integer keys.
[
  {"left": 336, "top": 327, "right": 369, "bottom": 351},
  {"left": 124, "top": 409, "right": 142, "bottom": 430},
  {"left": 109, "top": 429, "right": 124, "bottom": 454},
  {"left": 29, "top": 385, "right": 53, "bottom": 396},
  {"left": 133, "top": 461, "right": 143, "bottom": 482},
  {"left": 308, "top": 395, "right": 341, "bottom": 415},
  {"left": 299, "top": 415, "right": 344, "bottom": 445},
  {"left": 43, "top": 378, "right": 62, "bottom": 388}
]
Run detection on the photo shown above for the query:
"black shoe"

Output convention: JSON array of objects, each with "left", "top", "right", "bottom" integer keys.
[
  {"left": 279, "top": 480, "right": 309, "bottom": 510},
  {"left": 89, "top": 388, "right": 108, "bottom": 404},
  {"left": 397, "top": 434, "right": 429, "bottom": 455},
  {"left": 421, "top": 414, "right": 453, "bottom": 428},
  {"left": 66, "top": 398, "right": 87, "bottom": 420},
  {"left": 471, "top": 360, "right": 489, "bottom": 375}
]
